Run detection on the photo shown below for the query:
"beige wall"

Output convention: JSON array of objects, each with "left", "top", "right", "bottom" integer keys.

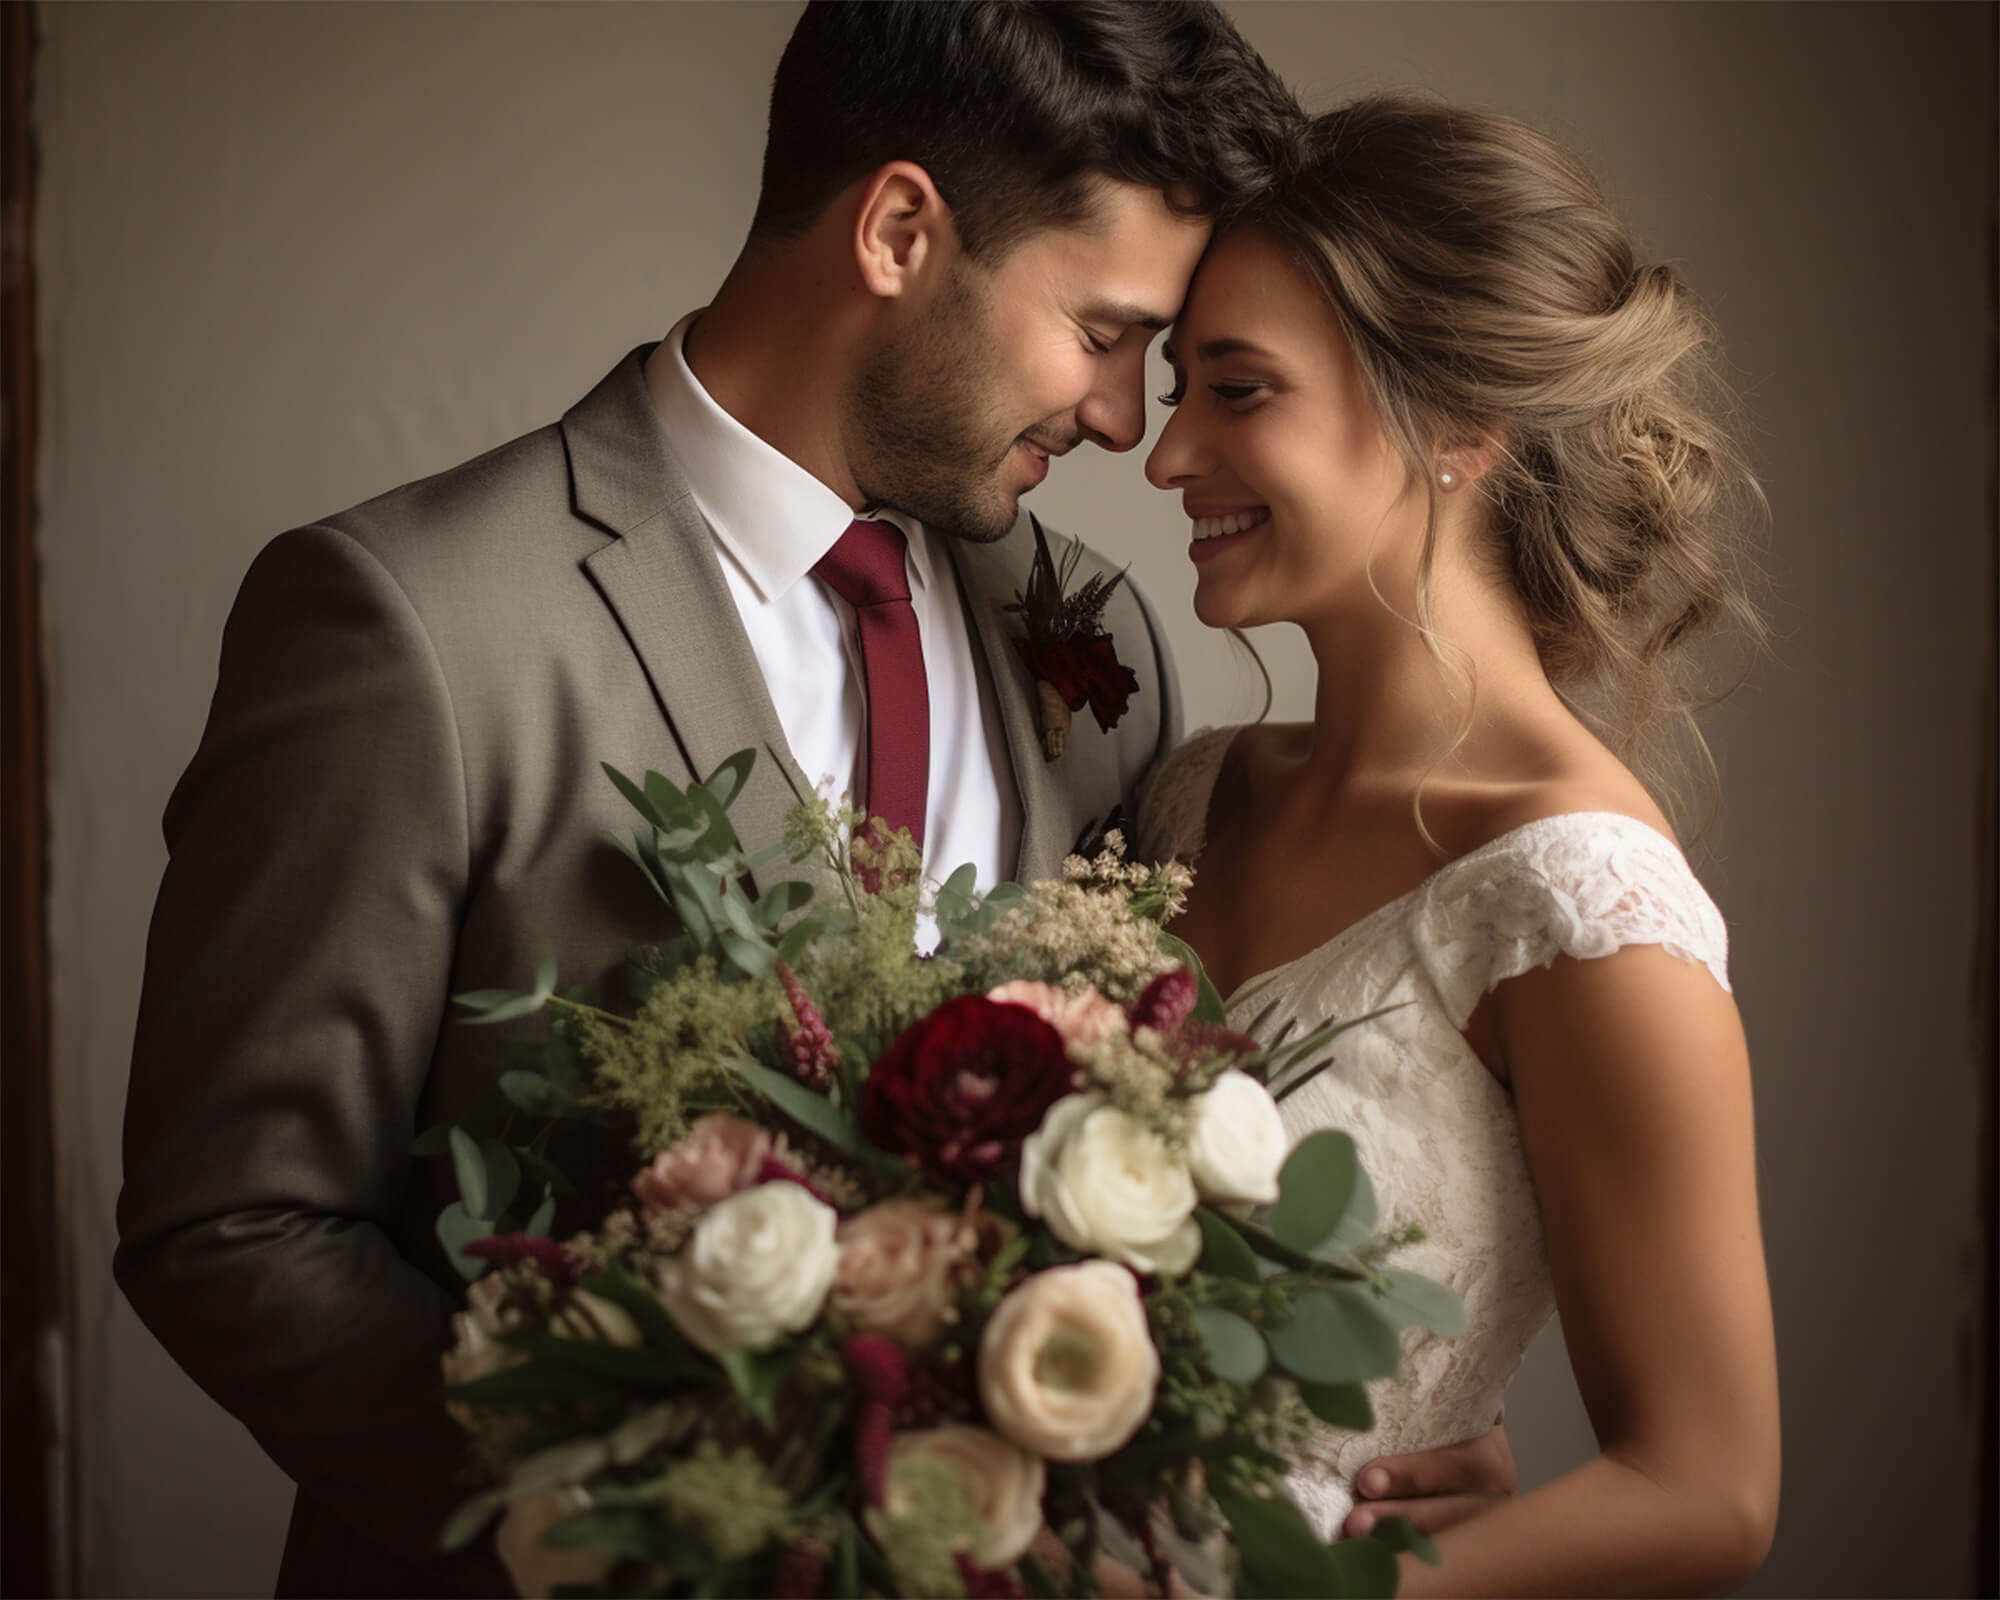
[{"left": 36, "top": 3, "right": 1993, "bottom": 1595}]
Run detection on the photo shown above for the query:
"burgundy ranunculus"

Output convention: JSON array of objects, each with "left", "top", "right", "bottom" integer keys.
[
  {"left": 1016, "top": 635, "right": 1140, "bottom": 733},
  {"left": 860, "top": 996, "right": 1077, "bottom": 1183}
]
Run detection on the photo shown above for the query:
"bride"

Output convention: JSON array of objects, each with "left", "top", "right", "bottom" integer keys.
[{"left": 1137, "top": 96, "right": 1779, "bottom": 1595}]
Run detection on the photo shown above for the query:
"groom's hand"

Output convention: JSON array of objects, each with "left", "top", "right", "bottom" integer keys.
[{"left": 1342, "top": 1411, "right": 1517, "bottom": 1538}]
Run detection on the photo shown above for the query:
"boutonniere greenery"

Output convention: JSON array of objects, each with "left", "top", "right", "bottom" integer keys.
[{"left": 1007, "top": 516, "right": 1141, "bottom": 762}]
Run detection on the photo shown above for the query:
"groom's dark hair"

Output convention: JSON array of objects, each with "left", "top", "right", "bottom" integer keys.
[{"left": 752, "top": 0, "right": 1302, "bottom": 259}]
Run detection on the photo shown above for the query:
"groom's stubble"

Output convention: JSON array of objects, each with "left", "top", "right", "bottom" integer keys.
[{"left": 849, "top": 259, "right": 1076, "bottom": 544}]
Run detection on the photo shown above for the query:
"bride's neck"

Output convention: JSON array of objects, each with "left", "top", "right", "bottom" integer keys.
[{"left": 1294, "top": 556, "right": 1555, "bottom": 796}]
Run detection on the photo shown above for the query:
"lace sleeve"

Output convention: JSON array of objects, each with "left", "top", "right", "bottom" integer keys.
[
  {"left": 1411, "top": 812, "right": 1732, "bottom": 1029},
  {"left": 1132, "top": 725, "right": 1236, "bottom": 865}
]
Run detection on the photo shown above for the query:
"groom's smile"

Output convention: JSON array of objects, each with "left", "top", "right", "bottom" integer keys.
[{"left": 857, "top": 178, "right": 1210, "bottom": 541}]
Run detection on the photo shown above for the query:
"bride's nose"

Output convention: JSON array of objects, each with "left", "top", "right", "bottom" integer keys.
[{"left": 1144, "top": 403, "right": 1201, "bottom": 490}]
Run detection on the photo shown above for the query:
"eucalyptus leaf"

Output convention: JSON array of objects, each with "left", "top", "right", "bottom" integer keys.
[
  {"left": 452, "top": 987, "right": 550, "bottom": 1027},
  {"left": 524, "top": 1185, "right": 556, "bottom": 1238},
  {"left": 1373, "top": 1266, "right": 1466, "bottom": 1338},
  {"left": 1322, "top": 1162, "right": 1379, "bottom": 1252},
  {"left": 1195, "top": 1207, "right": 1261, "bottom": 1283},
  {"left": 603, "top": 762, "right": 669, "bottom": 832},
  {"left": 701, "top": 748, "right": 757, "bottom": 811},
  {"left": 1366, "top": 1515, "right": 1441, "bottom": 1566},
  {"left": 1323, "top": 1533, "right": 1401, "bottom": 1599},
  {"left": 409, "top": 1123, "right": 453, "bottom": 1158},
  {"left": 1193, "top": 1306, "right": 1268, "bottom": 1384},
  {"left": 448, "top": 1129, "right": 489, "bottom": 1220},
  {"left": 480, "top": 1139, "right": 521, "bottom": 1223},
  {"left": 1266, "top": 1287, "right": 1401, "bottom": 1385},
  {"left": 1210, "top": 1482, "right": 1350, "bottom": 1599},
  {"left": 1267, "top": 1130, "right": 1359, "bottom": 1254},
  {"left": 1017, "top": 1553, "right": 1063, "bottom": 1600},
  {"left": 509, "top": 1435, "right": 610, "bottom": 1496},
  {"left": 438, "top": 1488, "right": 507, "bottom": 1553},
  {"left": 750, "top": 878, "right": 813, "bottom": 930},
  {"left": 1209, "top": 1207, "right": 1322, "bottom": 1273},
  {"left": 1296, "top": 1379, "right": 1374, "bottom": 1431},
  {"left": 717, "top": 926, "right": 777, "bottom": 979},
  {"left": 498, "top": 1071, "right": 551, "bottom": 1114},
  {"left": 728, "top": 1053, "right": 866, "bottom": 1157},
  {"left": 643, "top": 770, "right": 696, "bottom": 835},
  {"left": 452, "top": 987, "right": 520, "bottom": 1009},
  {"left": 607, "top": 830, "right": 674, "bottom": 907}
]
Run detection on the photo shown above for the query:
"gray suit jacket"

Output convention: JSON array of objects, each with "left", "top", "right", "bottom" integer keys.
[{"left": 114, "top": 347, "right": 1183, "bottom": 1597}]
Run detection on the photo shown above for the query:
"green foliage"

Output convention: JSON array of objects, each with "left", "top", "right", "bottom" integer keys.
[
  {"left": 1265, "top": 1289, "right": 1401, "bottom": 1386},
  {"left": 656, "top": 1442, "right": 796, "bottom": 1567},
  {"left": 872, "top": 1453, "right": 979, "bottom": 1600},
  {"left": 1195, "top": 1207, "right": 1262, "bottom": 1283},
  {"left": 1267, "top": 1131, "right": 1360, "bottom": 1254},
  {"left": 583, "top": 956, "right": 782, "bottom": 1157}
]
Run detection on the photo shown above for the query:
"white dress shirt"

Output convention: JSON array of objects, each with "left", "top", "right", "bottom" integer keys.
[{"left": 645, "top": 311, "right": 1022, "bottom": 892}]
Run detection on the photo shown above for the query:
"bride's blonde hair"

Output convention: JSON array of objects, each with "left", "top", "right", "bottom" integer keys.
[{"left": 1256, "top": 95, "right": 1766, "bottom": 835}]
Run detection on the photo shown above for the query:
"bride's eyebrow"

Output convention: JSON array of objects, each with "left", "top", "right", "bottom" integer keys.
[
  {"left": 1159, "top": 335, "right": 1273, "bottom": 366},
  {"left": 1193, "top": 336, "right": 1272, "bottom": 361}
]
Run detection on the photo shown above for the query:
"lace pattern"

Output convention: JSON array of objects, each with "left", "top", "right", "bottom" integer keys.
[{"left": 1135, "top": 728, "right": 1731, "bottom": 1535}]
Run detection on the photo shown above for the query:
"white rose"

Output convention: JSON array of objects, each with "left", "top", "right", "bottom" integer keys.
[
  {"left": 868, "top": 1426, "right": 1047, "bottom": 1570},
  {"left": 494, "top": 1487, "right": 611, "bottom": 1600},
  {"left": 654, "top": 1180, "right": 839, "bottom": 1355},
  {"left": 978, "top": 1262, "right": 1160, "bottom": 1461},
  {"left": 1019, "top": 1093, "right": 1200, "bottom": 1277},
  {"left": 1185, "top": 1069, "right": 1287, "bottom": 1207}
]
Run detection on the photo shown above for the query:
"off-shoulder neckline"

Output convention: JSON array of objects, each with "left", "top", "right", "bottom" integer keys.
[{"left": 1158, "top": 725, "right": 1695, "bottom": 1013}]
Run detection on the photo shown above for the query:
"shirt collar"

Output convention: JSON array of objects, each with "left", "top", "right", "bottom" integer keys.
[{"left": 647, "top": 311, "right": 937, "bottom": 603}]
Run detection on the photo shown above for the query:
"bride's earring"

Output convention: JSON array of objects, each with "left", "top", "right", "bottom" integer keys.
[{"left": 1437, "top": 467, "right": 1457, "bottom": 490}]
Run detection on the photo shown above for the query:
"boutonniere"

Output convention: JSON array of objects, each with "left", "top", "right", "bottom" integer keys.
[{"left": 1007, "top": 515, "right": 1141, "bottom": 762}]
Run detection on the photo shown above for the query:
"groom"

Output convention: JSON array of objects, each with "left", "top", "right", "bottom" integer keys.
[{"left": 115, "top": 5, "right": 1512, "bottom": 1595}]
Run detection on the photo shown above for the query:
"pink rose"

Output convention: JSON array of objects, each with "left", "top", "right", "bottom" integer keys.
[
  {"left": 988, "top": 981, "right": 1129, "bottom": 1055},
  {"left": 631, "top": 1114, "right": 775, "bottom": 1213},
  {"left": 832, "top": 1198, "right": 972, "bottom": 1349}
]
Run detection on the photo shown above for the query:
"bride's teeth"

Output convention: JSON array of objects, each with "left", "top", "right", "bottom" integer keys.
[{"left": 1191, "top": 510, "right": 1265, "bottom": 541}]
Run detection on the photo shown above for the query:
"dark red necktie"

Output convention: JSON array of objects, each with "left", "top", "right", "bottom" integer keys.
[{"left": 811, "top": 519, "right": 930, "bottom": 849}]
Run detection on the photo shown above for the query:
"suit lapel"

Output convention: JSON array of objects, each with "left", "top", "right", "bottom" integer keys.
[
  {"left": 563, "top": 348, "right": 801, "bottom": 879},
  {"left": 942, "top": 516, "right": 1071, "bottom": 882}
]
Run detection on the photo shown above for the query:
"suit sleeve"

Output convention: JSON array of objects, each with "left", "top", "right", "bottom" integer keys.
[{"left": 115, "top": 523, "right": 482, "bottom": 1564}]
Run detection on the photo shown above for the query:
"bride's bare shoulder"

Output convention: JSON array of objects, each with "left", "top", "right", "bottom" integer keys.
[{"left": 1433, "top": 749, "right": 1678, "bottom": 860}]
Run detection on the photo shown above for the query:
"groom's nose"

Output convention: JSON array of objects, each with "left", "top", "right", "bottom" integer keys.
[{"left": 1074, "top": 347, "right": 1148, "bottom": 453}]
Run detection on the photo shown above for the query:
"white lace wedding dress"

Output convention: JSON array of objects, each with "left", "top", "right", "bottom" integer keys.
[{"left": 1136, "top": 726, "right": 1733, "bottom": 1537}]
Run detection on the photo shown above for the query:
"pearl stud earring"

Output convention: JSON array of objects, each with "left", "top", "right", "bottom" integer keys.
[{"left": 1438, "top": 468, "right": 1456, "bottom": 490}]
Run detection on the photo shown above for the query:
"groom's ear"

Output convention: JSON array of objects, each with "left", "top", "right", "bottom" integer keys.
[{"left": 852, "top": 161, "right": 955, "bottom": 300}]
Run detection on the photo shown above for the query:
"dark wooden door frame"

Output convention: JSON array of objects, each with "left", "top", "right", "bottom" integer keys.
[{"left": 3, "top": 2, "right": 70, "bottom": 1596}]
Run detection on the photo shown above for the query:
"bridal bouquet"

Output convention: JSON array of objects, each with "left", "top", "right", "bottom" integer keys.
[{"left": 423, "top": 751, "right": 1458, "bottom": 1599}]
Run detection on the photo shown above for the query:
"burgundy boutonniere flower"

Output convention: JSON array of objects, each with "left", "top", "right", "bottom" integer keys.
[{"left": 1008, "top": 516, "right": 1140, "bottom": 761}]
